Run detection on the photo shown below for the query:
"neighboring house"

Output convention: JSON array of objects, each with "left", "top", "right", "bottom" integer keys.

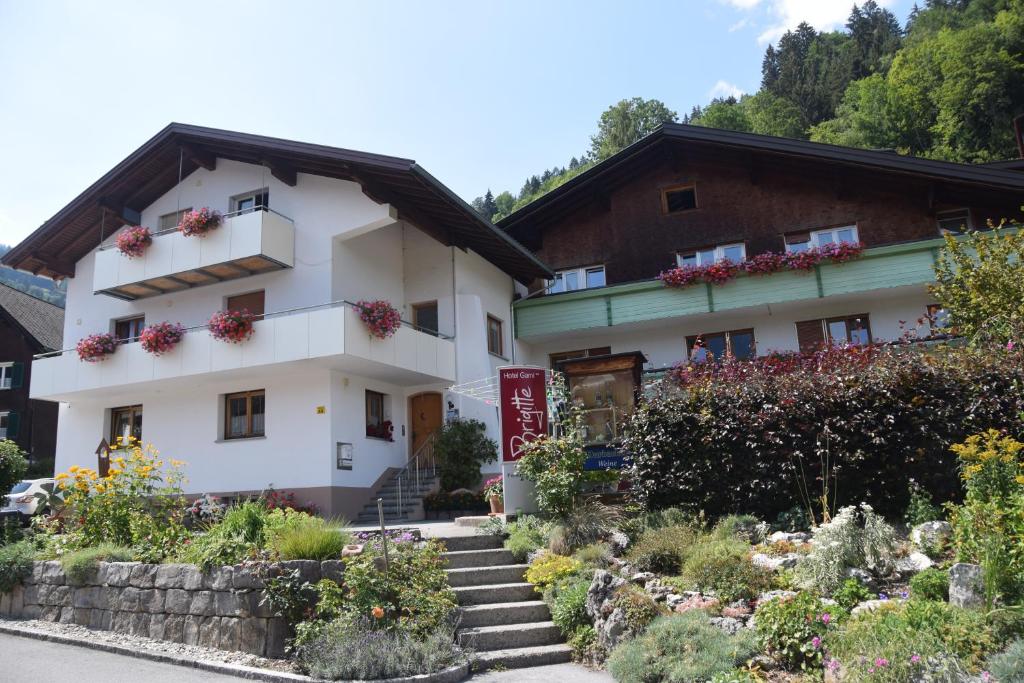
[
  {"left": 2, "top": 124, "right": 550, "bottom": 518},
  {"left": 0, "top": 282, "right": 63, "bottom": 463},
  {"left": 502, "top": 124, "right": 1024, "bottom": 372}
]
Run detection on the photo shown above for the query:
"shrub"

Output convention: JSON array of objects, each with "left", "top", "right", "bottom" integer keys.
[
  {"left": 989, "top": 639, "right": 1024, "bottom": 683},
  {"left": 909, "top": 568, "right": 949, "bottom": 602},
  {"left": 550, "top": 576, "right": 591, "bottom": 636},
  {"left": 296, "top": 617, "right": 466, "bottom": 680},
  {"left": 567, "top": 624, "right": 598, "bottom": 660},
  {"left": 178, "top": 501, "right": 271, "bottom": 568},
  {"left": 612, "top": 584, "right": 662, "bottom": 632},
  {"left": 797, "top": 504, "right": 898, "bottom": 596},
  {"left": 515, "top": 411, "right": 588, "bottom": 519},
  {"left": 547, "top": 499, "right": 621, "bottom": 555},
  {"left": 0, "top": 540, "right": 34, "bottom": 592},
  {"left": 504, "top": 515, "right": 547, "bottom": 562},
  {"left": 904, "top": 479, "right": 942, "bottom": 527},
  {"left": 269, "top": 517, "right": 351, "bottom": 561},
  {"left": 573, "top": 542, "right": 612, "bottom": 568},
  {"left": 619, "top": 506, "right": 701, "bottom": 542},
  {"left": 626, "top": 523, "right": 700, "bottom": 574},
  {"left": 832, "top": 578, "right": 873, "bottom": 613},
  {"left": 433, "top": 419, "right": 497, "bottom": 491},
  {"left": 680, "top": 538, "right": 773, "bottom": 603},
  {"left": 0, "top": 440, "right": 27, "bottom": 508},
  {"left": 608, "top": 613, "right": 758, "bottom": 683},
  {"left": 712, "top": 514, "right": 764, "bottom": 543},
  {"left": 61, "top": 544, "right": 133, "bottom": 584},
  {"left": 625, "top": 344, "right": 1024, "bottom": 520},
  {"left": 525, "top": 553, "right": 580, "bottom": 591},
  {"left": 755, "top": 591, "right": 833, "bottom": 670}
]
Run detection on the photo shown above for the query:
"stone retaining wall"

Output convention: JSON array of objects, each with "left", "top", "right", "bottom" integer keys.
[{"left": 0, "top": 559, "right": 344, "bottom": 658}]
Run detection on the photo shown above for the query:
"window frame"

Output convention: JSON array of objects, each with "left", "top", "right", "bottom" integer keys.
[
  {"left": 785, "top": 225, "right": 859, "bottom": 253},
  {"left": 365, "top": 390, "right": 386, "bottom": 439},
  {"left": 158, "top": 208, "right": 192, "bottom": 232},
  {"left": 676, "top": 242, "right": 746, "bottom": 268},
  {"left": 936, "top": 209, "right": 972, "bottom": 235},
  {"left": 824, "top": 314, "right": 872, "bottom": 346},
  {"left": 684, "top": 328, "right": 756, "bottom": 362},
  {"left": 0, "top": 363, "right": 13, "bottom": 390},
  {"left": 486, "top": 315, "right": 504, "bottom": 357},
  {"left": 113, "top": 315, "right": 146, "bottom": 343},
  {"left": 110, "top": 404, "right": 143, "bottom": 445},
  {"left": 661, "top": 184, "right": 698, "bottom": 215},
  {"left": 226, "top": 290, "right": 265, "bottom": 319},
  {"left": 223, "top": 390, "right": 265, "bottom": 440},
  {"left": 547, "top": 264, "right": 607, "bottom": 294},
  {"left": 0, "top": 411, "right": 8, "bottom": 439},
  {"left": 411, "top": 301, "right": 439, "bottom": 337},
  {"left": 230, "top": 188, "right": 270, "bottom": 215}
]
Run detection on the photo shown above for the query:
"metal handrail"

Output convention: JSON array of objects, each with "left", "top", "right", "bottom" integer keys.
[
  {"left": 96, "top": 206, "right": 294, "bottom": 251},
  {"left": 34, "top": 299, "right": 453, "bottom": 359},
  {"left": 394, "top": 430, "right": 439, "bottom": 519}
]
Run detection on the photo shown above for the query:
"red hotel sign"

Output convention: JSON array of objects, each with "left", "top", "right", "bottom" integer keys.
[{"left": 498, "top": 366, "right": 549, "bottom": 462}]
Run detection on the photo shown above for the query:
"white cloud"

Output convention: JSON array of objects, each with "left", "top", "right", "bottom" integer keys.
[
  {"left": 720, "top": 0, "right": 763, "bottom": 8},
  {"left": 708, "top": 80, "right": 745, "bottom": 100},
  {"left": 728, "top": 17, "right": 752, "bottom": 32},
  {"left": 720, "top": 0, "right": 897, "bottom": 45}
]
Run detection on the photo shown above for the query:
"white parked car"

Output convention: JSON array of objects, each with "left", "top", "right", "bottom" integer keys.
[{"left": 1, "top": 478, "right": 54, "bottom": 525}]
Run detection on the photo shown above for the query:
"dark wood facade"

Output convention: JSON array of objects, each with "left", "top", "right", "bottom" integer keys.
[{"left": 0, "top": 309, "right": 59, "bottom": 465}]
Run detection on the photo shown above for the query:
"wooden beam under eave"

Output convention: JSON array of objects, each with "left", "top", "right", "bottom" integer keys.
[
  {"left": 35, "top": 252, "right": 76, "bottom": 278},
  {"left": 183, "top": 145, "right": 217, "bottom": 172},
  {"left": 261, "top": 157, "right": 297, "bottom": 186},
  {"left": 97, "top": 198, "right": 141, "bottom": 227}
]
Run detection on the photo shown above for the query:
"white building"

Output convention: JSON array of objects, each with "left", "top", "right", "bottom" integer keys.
[{"left": 6, "top": 124, "right": 550, "bottom": 519}]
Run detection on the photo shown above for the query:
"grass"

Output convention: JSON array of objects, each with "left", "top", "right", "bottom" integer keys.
[
  {"left": 61, "top": 543, "right": 133, "bottom": 584},
  {"left": 269, "top": 516, "right": 352, "bottom": 561}
]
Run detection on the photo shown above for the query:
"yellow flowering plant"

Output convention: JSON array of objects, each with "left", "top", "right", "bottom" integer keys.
[{"left": 48, "top": 438, "right": 189, "bottom": 560}]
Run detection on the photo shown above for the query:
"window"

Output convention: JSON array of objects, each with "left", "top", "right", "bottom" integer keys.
[
  {"left": 795, "top": 314, "right": 871, "bottom": 352},
  {"left": 412, "top": 301, "right": 439, "bottom": 336},
  {"left": 0, "top": 412, "right": 8, "bottom": 440},
  {"left": 549, "top": 347, "right": 612, "bottom": 369},
  {"left": 110, "top": 405, "right": 143, "bottom": 444},
  {"left": 486, "top": 315, "right": 504, "bottom": 356},
  {"left": 226, "top": 290, "right": 265, "bottom": 318},
  {"left": 548, "top": 265, "right": 606, "bottom": 294},
  {"left": 685, "top": 329, "right": 756, "bottom": 363},
  {"left": 158, "top": 208, "right": 191, "bottom": 232},
  {"left": 0, "top": 363, "right": 21, "bottom": 390},
  {"left": 662, "top": 185, "right": 698, "bottom": 214},
  {"left": 365, "top": 390, "right": 387, "bottom": 439},
  {"left": 231, "top": 188, "right": 269, "bottom": 214},
  {"left": 114, "top": 315, "right": 145, "bottom": 343},
  {"left": 786, "top": 226, "right": 859, "bottom": 253},
  {"left": 224, "top": 390, "right": 265, "bottom": 439},
  {"left": 936, "top": 209, "right": 972, "bottom": 234},
  {"left": 677, "top": 243, "right": 746, "bottom": 267},
  {"left": 927, "top": 303, "right": 951, "bottom": 333}
]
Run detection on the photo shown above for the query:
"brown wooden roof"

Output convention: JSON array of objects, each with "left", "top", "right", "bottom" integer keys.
[{"left": 3, "top": 123, "right": 551, "bottom": 283}]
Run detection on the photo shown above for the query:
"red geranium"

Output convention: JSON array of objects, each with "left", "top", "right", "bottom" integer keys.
[
  {"left": 819, "top": 241, "right": 864, "bottom": 264},
  {"left": 115, "top": 226, "right": 152, "bottom": 258},
  {"left": 700, "top": 259, "right": 740, "bottom": 285},
  {"left": 139, "top": 321, "right": 186, "bottom": 355},
  {"left": 784, "top": 248, "right": 822, "bottom": 271},
  {"left": 659, "top": 265, "right": 703, "bottom": 288},
  {"left": 356, "top": 300, "right": 403, "bottom": 340},
  {"left": 178, "top": 208, "right": 223, "bottom": 237},
  {"left": 76, "top": 333, "right": 118, "bottom": 362},
  {"left": 742, "top": 251, "right": 786, "bottom": 276},
  {"left": 208, "top": 309, "right": 255, "bottom": 343}
]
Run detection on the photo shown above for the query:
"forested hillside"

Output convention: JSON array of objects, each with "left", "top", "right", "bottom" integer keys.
[
  {"left": 0, "top": 245, "right": 66, "bottom": 306},
  {"left": 473, "top": 0, "right": 1024, "bottom": 222}
]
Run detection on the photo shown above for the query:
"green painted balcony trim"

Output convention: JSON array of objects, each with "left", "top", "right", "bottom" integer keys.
[{"left": 513, "top": 237, "right": 947, "bottom": 339}]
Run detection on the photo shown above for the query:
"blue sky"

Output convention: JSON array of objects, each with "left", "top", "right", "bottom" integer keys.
[{"left": 0, "top": 0, "right": 915, "bottom": 248}]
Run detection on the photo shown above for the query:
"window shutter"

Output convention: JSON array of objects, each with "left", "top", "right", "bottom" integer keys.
[
  {"left": 795, "top": 319, "right": 826, "bottom": 353},
  {"left": 10, "top": 362, "right": 24, "bottom": 389},
  {"left": 7, "top": 411, "right": 20, "bottom": 439}
]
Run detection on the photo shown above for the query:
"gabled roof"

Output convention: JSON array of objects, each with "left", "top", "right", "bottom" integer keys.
[
  {"left": 0, "top": 282, "right": 64, "bottom": 352},
  {"left": 498, "top": 123, "right": 1024, "bottom": 233},
  {"left": 3, "top": 123, "right": 551, "bottom": 283}
]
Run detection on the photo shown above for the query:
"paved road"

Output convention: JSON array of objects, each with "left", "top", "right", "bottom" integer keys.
[{"left": 0, "top": 634, "right": 243, "bottom": 682}]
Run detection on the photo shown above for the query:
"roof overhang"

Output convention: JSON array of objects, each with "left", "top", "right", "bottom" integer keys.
[{"left": 4, "top": 123, "right": 552, "bottom": 284}]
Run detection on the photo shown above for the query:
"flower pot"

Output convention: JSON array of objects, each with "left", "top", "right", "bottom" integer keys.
[{"left": 489, "top": 494, "right": 504, "bottom": 515}]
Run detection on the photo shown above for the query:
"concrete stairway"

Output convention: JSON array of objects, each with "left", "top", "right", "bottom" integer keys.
[
  {"left": 354, "top": 472, "right": 438, "bottom": 524},
  {"left": 441, "top": 534, "right": 572, "bottom": 671}
]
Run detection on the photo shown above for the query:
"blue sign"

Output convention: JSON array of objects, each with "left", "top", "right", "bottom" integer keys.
[{"left": 583, "top": 446, "right": 629, "bottom": 471}]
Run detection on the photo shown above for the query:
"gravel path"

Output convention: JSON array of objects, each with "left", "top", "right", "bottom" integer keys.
[{"left": 467, "top": 663, "right": 613, "bottom": 682}]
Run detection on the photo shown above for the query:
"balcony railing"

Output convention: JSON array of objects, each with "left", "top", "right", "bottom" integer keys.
[
  {"left": 30, "top": 300, "right": 455, "bottom": 401},
  {"left": 513, "top": 237, "right": 945, "bottom": 340},
  {"left": 93, "top": 207, "right": 295, "bottom": 300}
]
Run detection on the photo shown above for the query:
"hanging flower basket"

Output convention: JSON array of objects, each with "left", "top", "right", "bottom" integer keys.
[
  {"left": 76, "top": 333, "right": 118, "bottom": 363},
  {"left": 356, "top": 300, "right": 403, "bottom": 340},
  {"left": 139, "top": 321, "right": 186, "bottom": 355},
  {"left": 208, "top": 309, "right": 255, "bottom": 343},
  {"left": 115, "top": 226, "right": 152, "bottom": 258},
  {"left": 178, "top": 208, "right": 223, "bottom": 237}
]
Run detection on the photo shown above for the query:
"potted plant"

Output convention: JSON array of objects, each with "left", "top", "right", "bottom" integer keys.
[
  {"left": 76, "top": 332, "right": 118, "bottom": 362},
  {"left": 208, "top": 309, "right": 255, "bottom": 343},
  {"left": 115, "top": 225, "right": 152, "bottom": 258},
  {"left": 139, "top": 321, "right": 186, "bottom": 355},
  {"left": 483, "top": 475, "right": 504, "bottom": 514},
  {"left": 178, "top": 207, "right": 223, "bottom": 237},
  {"left": 355, "top": 300, "right": 403, "bottom": 339}
]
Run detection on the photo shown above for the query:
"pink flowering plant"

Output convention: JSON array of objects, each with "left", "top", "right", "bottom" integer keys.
[
  {"left": 115, "top": 225, "right": 152, "bottom": 258},
  {"left": 208, "top": 309, "right": 255, "bottom": 343},
  {"left": 754, "top": 593, "right": 834, "bottom": 671},
  {"left": 783, "top": 247, "right": 822, "bottom": 271},
  {"left": 356, "top": 300, "right": 403, "bottom": 340},
  {"left": 76, "top": 332, "right": 118, "bottom": 362},
  {"left": 139, "top": 321, "right": 186, "bottom": 355},
  {"left": 660, "top": 244, "right": 864, "bottom": 290},
  {"left": 482, "top": 475, "right": 503, "bottom": 500},
  {"left": 658, "top": 265, "right": 703, "bottom": 287},
  {"left": 742, "top": 251, "right": 786, "bottom": 275},
  {"left": 178, "top": 208, "right": 223, "bottom": 237},
  {"left": 700, "top": 259, "right": 739, "bottom": 284}
]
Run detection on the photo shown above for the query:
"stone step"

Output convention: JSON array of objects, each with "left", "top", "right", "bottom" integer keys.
[
  {"left": 458, "top": 600, "right": 550, "bottom": 628},
  {"left": 473, "top": 644, "right": 574, "bottom": 671},
  {"left": 453, "top": 583, "right": 538, "bottom": 606},
  {"left": 458, "top": 621, "right": 562, "bottom": 651},
  {"left": 354, "top": 515, "right": 415, "bottom": 524},
  {"left": 443, "top": 549, "right": 516, "bottom": 569},
  {"left": 435, "top": 535, "right": 504, "bottom": 552},
  {"left": 446, "top": 564, "right": 527, "bottom": 588}
]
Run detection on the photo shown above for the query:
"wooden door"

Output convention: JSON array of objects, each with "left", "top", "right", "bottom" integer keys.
[{"left": 409, "top": 393, "right": 443, "bottom": 455}]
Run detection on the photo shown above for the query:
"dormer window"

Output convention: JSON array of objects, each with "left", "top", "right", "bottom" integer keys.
[
  {"left": 661, "top": 185, "right": 697, "bottom": 214},
  {"left": 936, "top": 209, "right": 971, "bottom": 234},
  {"left": 786, "top": 225, "right": 858, "bottom": 253},
  {"left": 676, "top": 243, "right": 745, "bottom": 268},
  {"left": 548, "top": 265, "right": 606, "bottom": 294}
]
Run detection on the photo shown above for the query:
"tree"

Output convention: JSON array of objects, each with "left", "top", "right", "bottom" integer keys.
[
  {"left": 590, "top": 97, "right": 678, "bottom": 160},
  {"left": 810, "top": 73, "right": 913, "bottom": 149},
  {"left": 745, "top": 91, "right": 808, "bottom": 138},
  {"left": 931, "top": 225, "right": 1024, "bottom": 346},
  {"left": 846, "top": 0, "right": 903, "bottom": 78},
  {"left": 0, "top": 440, "right": 28, "bottom": 507},
  {"left": 433, "top": 419, "right": 497, "bottom": 491},
  {"left": 493, "top": 191, "right": 516, "bottom": 217},
  {"left": 691, "top": 97, "right": 752, "bottom": 132}
]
